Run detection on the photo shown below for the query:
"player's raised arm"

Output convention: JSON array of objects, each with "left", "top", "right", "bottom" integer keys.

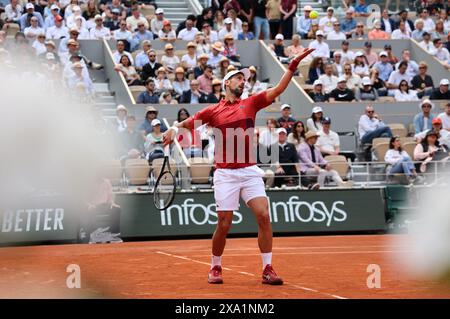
[
  {"left": 266, "top": 47, "right": 315, "bottom": 102},
  {"left": 162, "top": 117, "right": 193, "bottom": 146}
]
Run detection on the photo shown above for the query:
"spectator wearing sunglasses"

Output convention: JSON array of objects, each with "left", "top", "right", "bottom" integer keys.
[{"left": 358, "top": 106, "right": 392, "bottom": 144}]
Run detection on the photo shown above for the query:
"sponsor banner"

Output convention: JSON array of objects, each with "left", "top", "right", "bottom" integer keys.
[
  {"left": 0, "top": 194, "right": 80, "bottom": 244},
  {"left": 116, "top": 189, "right": 386, "bottom": 238},
  {"left": 0, "top": 189, "right": 386, "bottom": 244}
]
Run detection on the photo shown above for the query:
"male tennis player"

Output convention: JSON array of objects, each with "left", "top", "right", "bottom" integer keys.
[{"left": 163, "top": 48, "right": 315, "bottom": 285}]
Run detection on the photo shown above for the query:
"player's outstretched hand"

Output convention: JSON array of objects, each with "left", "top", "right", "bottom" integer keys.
[
  {"left": 162, "top": 128, "right": 176, "bottom": 146},
  {"left": 288, "top": 48, "right": 315, "bottom": 72}
]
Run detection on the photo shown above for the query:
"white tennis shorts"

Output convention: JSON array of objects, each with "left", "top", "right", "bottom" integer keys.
[{"left": 213, "top": 165, "right": 267, "bottom": 211}]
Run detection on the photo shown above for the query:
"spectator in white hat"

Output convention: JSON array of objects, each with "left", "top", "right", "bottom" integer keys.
[
  {"left": 66, "top": 61, "right": 94, "bottom": 97},
  {"left": 19, "top": 3, "right": 44, "bottom": 30},
  {"left": 414, "top": 99, "right": 437, "bottom": 135},
  {"left": 355, "top": 77, "right": 378, "bottom": 101},
  {"left": 319, "top": 7, "right": 337, "bottom": 35},
  {"left": 306, "top": 106, "right": 324, "bottom": 133},
  {"left": 308, "top": 79, "right": 328, "bottom": 102},
  {"left": 44, "top": 4, "right": 61, "bottom": 29},
  {"left": 431, "top": 79, "right": 450, "bottom": 100},
  {"left": 32, "top": 32, "right": 47, "bottom": 55},
  {"left": 89, "top": 15, "right": 111, "bottom": 40},
  {"left": 270, "top": 34, "right": 288, "bottom": 58},
  {"left": 297, "top": 5, "right": 313, "bottom": 39},
  {"left": 66, "top": 5, "right": 87, "bottom": 30},
  {"left": 373, "top": 51, "right": 393, "bottom": 82},
  {"left": 218, "top": 17, "right": 238, "bottom": 40},
  {"left": 352, "top": 51, "right": 369, "bottom": 78},
  {"left": 308, "top": 30, "right": 330, "bottom": 59},
  {"left": 318, "top": 63, "right": 338, "bottom": 94},
  {"left": 114, "top": 105, "right": 128, "bottom": 133},
  {"left": 277, "top": 104, "right": 297, "bottom": 134},
  {"left": 144, "top": 119, "right": 165, "bottom": 163},
  {"left": 329, "top": 76, "right": 355, "bottom": 102},
  {"left": 151, "top": 8, "right": 165, "bottom": 35}
]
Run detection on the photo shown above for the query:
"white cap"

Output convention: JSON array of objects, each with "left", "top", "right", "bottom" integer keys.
[
  {"left": 312, "top": 106, "right": 323, "bottom": 113},
  {"left": 316, "top": 30, "right": 324, "bottom": 36},
  {"left": 362, "top": 77, "right": 372, "bottom": 86},
  {"left": 224, "top": 17, "right": 233, "bottom": 24},
  {"left": 338, "top": 75, "right": 347, "bottom": 83},
  {"left": 275, "top": 33, "right": 284, "bottom": 40},
  {"left": 440, "top": 78, "right": 449, "bottom": 86},
  {"left": 327, "top": 6, "right": 334, "bottom": 11},
  {"left": 313, "top": 79, "right": 323, "bottom": 86},
  {"left": 151, "top": 119, "right": 161, "bottom": 126},
  {"left": 155, "top": 8, "right": 164, "bottom": 14},
  {"left": 347, "top": 7, "right": 355, "bottom": 13},
  {"left": 73, "top": 5, "right": 81, "bottom": 12},
  {"left": 94, "top": 14, "right": 103, "bottom": 20},
  {"left": 355, "top": 51, "right": 364, "bottom": 57},
  {"left": 276, "top": 128, "right": 287, "bottom": 135},
  {"left": 116, "top": 104, "right": 127, "bottom": 112},
  {"left": 373, "top": 19, "right": 381, "bottom": 27},
  {"left": 45, "top": 52, "right": 55, "bottom": 60},
  {"left": 420, "top": 98, "right": 435, "bottom": 109},
  {"left": 379, "top": 51, "right": 388, "bottom": 57},
  {"left": 26, "top": 3, "right": 34, "bottom": 9},
  {"left": 333, "top": 50, "right": 342, "bottom": 57},
  {"left": 50, "top": 4, "right": 59, "bottom": 10},
  {"left": 304, "top": 5, "right": 312, "bottom": 11},
  {"left": 280, "top": 104, "right": 291, "bottom": 111},
  {"left": 222, "top": 68, "right": 251, "bottom": 91}
]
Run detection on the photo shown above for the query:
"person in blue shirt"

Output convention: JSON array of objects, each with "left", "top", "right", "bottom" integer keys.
[
  {"left": 340, "top": 9, "right": 357, "bottom": 38},
  {"left": 131, "top": 22, "right": 154, "bottom": 52},
  {"left": 19, "top": 3, "right": 44, "bottom": 30},
  {"left": 134, "top": 40, "right": 152, "bottom": 71},
  {"left": 296, "top": 5, "right": 312, "bottom": 39},
  {"left": 373, "top": 51, "right": 393, "bottom": 82},
  {"left": 139, "top": 105, "right": 168, "bottom": 136},
  {"left": 237, "top": 21, "right": 255, "bottom": 40},
  {"left": 354, "top": 0, "right": 370, "bottom": 17},
  {"left": 414, "top": 99, "right": 436, "bottom": 135},
  {"left": 136, "top": 79, "right": 160, "bottom": 104}
]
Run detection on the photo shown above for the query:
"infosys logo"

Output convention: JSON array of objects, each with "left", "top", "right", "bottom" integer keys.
[{"left": 160, "top": 196, "right": 347, "bottom": 227}]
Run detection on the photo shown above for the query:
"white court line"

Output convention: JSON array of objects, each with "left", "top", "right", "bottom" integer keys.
[
  {"left": 189, "top": 250, "right": 413, "bottom": 258},
  {"left": 158, "top": 245, "right": 409, "bottom": 253},
  {"left": 156, "top": 251, "right": 347, "bottom": 300}
]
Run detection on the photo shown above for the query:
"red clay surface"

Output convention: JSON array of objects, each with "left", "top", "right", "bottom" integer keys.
[{"left": 0, "top": 234, "right": 449, "bottom": 299}]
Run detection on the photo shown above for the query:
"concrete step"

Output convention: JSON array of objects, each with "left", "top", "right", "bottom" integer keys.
[
  {"left": 163, "top": 12, "right": 192, "bottom": 18},
  {"left": 162, "top": 7, "right": 191, "bottom": 13},
  {"left": 157, "top": 1, "right": 188, "bottom": 8},
  {"left": 93, "top": 83, "right": 110, "bottom": 93}
]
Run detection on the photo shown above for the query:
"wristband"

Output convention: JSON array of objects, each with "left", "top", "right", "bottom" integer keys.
[
  {"left": 171, "top": 126, "right": 179, "bottom": 134},
  {"left": 288, "top": 58, "right": 300, "bottom": 73}
]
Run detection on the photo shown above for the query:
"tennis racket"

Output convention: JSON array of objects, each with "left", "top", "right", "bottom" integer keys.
[{"left": 153, "top": 145, "right": 176, "bottom": 210}]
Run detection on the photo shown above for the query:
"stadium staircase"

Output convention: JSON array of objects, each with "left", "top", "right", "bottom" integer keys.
[
  {"left": 93, "top": 83, "right": 117, "bottom": 117},
  {"left": 156, "top": 0, "right": 193, "bottom": 26}
]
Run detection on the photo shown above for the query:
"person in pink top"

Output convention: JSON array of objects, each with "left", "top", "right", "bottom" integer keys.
[{"left": 368, "top": 20, "right": 390, "bottom": 40}]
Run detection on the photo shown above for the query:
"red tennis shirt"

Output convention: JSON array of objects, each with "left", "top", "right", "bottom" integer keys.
[{"left": 186, "top": 91, "right": 273, "bottom": 169}]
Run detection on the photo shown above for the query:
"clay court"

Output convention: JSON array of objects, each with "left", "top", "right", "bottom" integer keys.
[{"left": 0, "top": 234, "right": 449, "bottom": 299}]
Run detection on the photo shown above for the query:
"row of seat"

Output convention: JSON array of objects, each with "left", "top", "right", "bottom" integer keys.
[{"left": 103, "top": 157, "right": 213, "bottom": 186}]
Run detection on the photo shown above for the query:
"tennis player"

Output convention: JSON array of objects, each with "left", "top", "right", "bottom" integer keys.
[{"left": 163, "top": 48, "right": 315, "bottom": 285}]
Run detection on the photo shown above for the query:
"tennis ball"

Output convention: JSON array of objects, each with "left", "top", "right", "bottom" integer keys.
[{"left": 309, "top": 10, "right": 318, "bottom": 19}]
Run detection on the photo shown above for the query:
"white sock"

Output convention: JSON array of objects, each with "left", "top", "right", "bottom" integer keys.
[
  {"left": 211, "top": 255, "right": 222, "bottom": 269},
  {"left": 261, "top": 252, "right": 272, "bottom": 269}
]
